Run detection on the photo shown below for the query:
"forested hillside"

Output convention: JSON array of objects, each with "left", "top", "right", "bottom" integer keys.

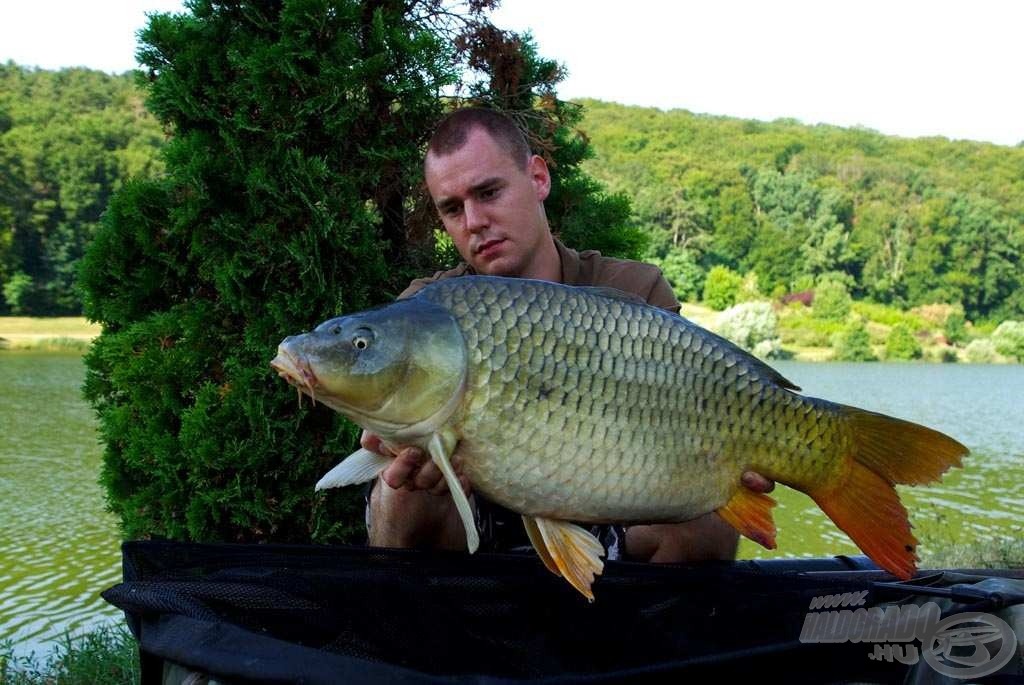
[
  {"left": 578, "top": 99, "right": 1024, "bottom": 322},
  {"left": 0, "top": 63, "right": 164, "bottom": 315},
  {"left": 2, "top": 68, "right": 1022, "bottom": 325}
]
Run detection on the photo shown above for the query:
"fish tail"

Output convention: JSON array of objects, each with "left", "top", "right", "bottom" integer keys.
[{"left": 808, "top": 407, "right": 968, "bottom": 580}]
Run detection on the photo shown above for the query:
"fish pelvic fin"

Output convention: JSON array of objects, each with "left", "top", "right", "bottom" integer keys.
[
  {"left": 314, "top": 448, "right": 391, "bottom": 490},
  {"left": 716, "top": 488, "right": 778, "bottom": 550},
  {"left": 841, "top": 406, "right": 969, "bottom": 486},
  {"left": 807, "top": 407, "right": 968, "bottom": 580},
  {"left": 528, "top": 517, "right": 606, "bottom": 602}
]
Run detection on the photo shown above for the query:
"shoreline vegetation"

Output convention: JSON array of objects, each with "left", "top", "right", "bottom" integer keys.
[
  {"left": 3, "top": 304, "right": 1018, "bottom": 363},
  {"left": 0, "top": 318, "right": 99, "bottom": 353}
]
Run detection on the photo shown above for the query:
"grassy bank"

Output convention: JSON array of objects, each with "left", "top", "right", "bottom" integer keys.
[
  {"left": 0, "top": 625, "right": 138, "bottom": 685},
  {"left": 0, "top": 318, "right": 98, "bottom": 352}
]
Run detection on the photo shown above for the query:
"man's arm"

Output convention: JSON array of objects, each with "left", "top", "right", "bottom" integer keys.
[{"left": 364, "top": 431, "right": 469, "bottom": 550}]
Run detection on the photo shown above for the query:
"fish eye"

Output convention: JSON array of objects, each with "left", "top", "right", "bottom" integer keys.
[{"left": 352, "top": 327, "right": 374, "bottom": 350}]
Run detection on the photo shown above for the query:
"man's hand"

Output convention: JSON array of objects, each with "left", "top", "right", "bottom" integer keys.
[{"left": 361, "top": 430, "right": 470, "bottom": 496}]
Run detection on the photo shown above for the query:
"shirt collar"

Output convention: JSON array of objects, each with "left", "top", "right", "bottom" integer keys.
[{"left": 554, "top": 237, "right": 581, "bottom": 285}]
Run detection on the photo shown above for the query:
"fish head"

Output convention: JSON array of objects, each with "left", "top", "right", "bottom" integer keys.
[{"left": 271, "top": 299, "right": 467, "bottom": 431}]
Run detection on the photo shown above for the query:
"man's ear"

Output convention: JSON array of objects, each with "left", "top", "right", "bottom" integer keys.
[{"left": 527, "top": 154, "right": 551, "bottom": 202}]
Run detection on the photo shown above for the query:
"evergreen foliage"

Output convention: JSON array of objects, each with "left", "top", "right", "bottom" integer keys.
[{"left": 81, "top": 0, "right": 460, "bottom": 543}]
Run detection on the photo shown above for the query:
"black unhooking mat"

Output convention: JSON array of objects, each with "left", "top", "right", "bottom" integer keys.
[{"left": 101, "top": 541, "right": 1019, "bottom": 684}]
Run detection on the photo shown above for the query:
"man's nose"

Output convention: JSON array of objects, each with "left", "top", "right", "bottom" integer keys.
[{"left": 463, "top": 200, "right": 487, "bottom": 233}]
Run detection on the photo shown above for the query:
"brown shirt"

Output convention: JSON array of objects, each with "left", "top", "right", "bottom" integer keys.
[{"left": 398, "top": 238, "right": 681, "bottom": 314}]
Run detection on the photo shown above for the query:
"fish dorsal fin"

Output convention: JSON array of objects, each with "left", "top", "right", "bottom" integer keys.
[
  {"left": 689, "top": 322, "right": 802, "bottom": 392},
  {"left": 314, "top": 448, "right": 391, "bottom": 490},
  {"left": 576, "top": 285, "right": 648, "bottom": 306},
  {"left": 427, "top": 431, "right": 480, "bottom": 554},
  {"left": 526, "top": 516, "right": 606, "bottom": 601}
]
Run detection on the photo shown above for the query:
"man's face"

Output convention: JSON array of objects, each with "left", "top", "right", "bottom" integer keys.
[{"left": 425, "top": 127, "right": 551, "bottom": 277}]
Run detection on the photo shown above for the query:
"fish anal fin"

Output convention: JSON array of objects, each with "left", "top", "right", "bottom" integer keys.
[
  {"left": 522, "top": 515, "right": 559, "bottom": 576},
  {"left": 716, "top": 487, "right": 778, "bottom": 549},
  {"left": 315, "top": 448, "right": 391, "bottom": 490},
  {"left": 811, "top": 458, "right": 918, "bottom": 580},
  {"left": 532, "top": 517, "right": 606, "bottom": 602}
]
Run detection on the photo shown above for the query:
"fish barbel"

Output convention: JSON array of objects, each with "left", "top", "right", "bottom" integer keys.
[{"left": 270, "top": 276, "right": 967, "bottom": 600}]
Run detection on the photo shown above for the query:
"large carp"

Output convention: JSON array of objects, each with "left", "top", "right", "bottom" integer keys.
[{"left": 270, "top": 276, "right": 967, "bottom": 600}]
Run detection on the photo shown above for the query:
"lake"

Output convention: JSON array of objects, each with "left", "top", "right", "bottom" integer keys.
[{"left": 1, "top": 353, "right": 1022, "bottom": 657}]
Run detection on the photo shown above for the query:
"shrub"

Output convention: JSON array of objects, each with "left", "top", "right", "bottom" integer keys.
[
  {"left": 715, "top": 302, "right": 781, "bottom": 358},
  {"left": 944, "top": 310, "right": 968, "bottom": 344},
  {"left": 850, "top": 301, "right": 928, "bottom": 330},
  {"left": 991, "top": 321, "right": 1024, "bottom": 361},
  {"left": 964, "top": 339, "right": 999, "bottom": 363},
  {"left": 832, "top": 320, "right": 876, "bottom": 361},
  {"left": 812, "top": 279, "right": 851, "bottom": 321},
  {"left": 885, "top": 323, "right": 923, "bottom": 360},
  {"left": 702, "top": 265, "right": 743, "bottom": 310}
]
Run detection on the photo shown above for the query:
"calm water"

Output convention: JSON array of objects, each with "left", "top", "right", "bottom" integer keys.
[
  {"left": 0, "top": 353, "right": 121, "bottom": 657},
  {"left": 0, "top": 354, "right": 1022, "bottom": 656}
]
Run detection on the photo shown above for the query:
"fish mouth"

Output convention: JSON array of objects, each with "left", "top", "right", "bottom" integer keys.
[{"left": 270, "top": 347, "right": 320, "bottom": 405}]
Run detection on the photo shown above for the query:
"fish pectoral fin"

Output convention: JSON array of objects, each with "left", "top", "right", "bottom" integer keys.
[
  {"left": 531, "top": 517, "right": 606, "bottom": 602},
  {"left": 427, "top": 432, "right": 480, "bottom": 554},
  {"left": 521, "top": 516, "right": 559, "bottom": 576},
  {"left": 716, "top": 487, "right": 778, "bottom": 550},
  {"left": 314, "top": 448, "right": 391, "bottom": 491}
]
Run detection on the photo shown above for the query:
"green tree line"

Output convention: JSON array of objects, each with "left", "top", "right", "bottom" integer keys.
[
  {"left": 578, "top": 100, "right": 1024, "bottom": 322},
  {"left": 0, "top": 62, "right": 165, "bottom": 314},
  {"left": 4, "top": 68, "right": 1023, "bottom": 322}
]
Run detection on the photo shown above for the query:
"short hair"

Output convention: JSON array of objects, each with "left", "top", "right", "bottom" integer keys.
[{"left": 427, "top": 108, "right": 531, "bottom": 168}]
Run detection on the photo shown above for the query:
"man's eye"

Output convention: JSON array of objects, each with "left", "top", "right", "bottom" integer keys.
[
  {"left": 480, "top": 187, "right": 498, "bottom": 200},
  {"left": 443, "top": 205, "right": 462, "bottom": 217}
]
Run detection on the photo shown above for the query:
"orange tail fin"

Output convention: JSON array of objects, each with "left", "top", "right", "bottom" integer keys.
[{"left": 809, "top": 407, "right": 968, "bottom": 580}]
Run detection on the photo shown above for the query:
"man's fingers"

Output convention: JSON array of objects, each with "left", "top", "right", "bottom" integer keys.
[
  {"left": 361, "top": 430, "right": 399, "bottom": 458},
  {"left": 412, "top": 462, "right": 444, "bottom": 491},
  {"left": 741, "top": 471, "right": 776, "bottom": 494},
  {"left": 381, "top": 447, "right": 428, "bottom": 489}
]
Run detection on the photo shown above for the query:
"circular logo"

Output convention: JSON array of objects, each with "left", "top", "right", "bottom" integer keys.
[{"left": 921, "top": 612, "right": 1018, "bottom": 679}]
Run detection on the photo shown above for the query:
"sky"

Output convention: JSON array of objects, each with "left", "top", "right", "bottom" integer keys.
[{"left": 2, "top": 0, "right": 1021, "bottom": 146}]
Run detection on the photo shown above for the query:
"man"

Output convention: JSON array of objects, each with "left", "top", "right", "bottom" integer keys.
[{"left": 364, "top": 108, "right": 774, "bottom": 563}]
